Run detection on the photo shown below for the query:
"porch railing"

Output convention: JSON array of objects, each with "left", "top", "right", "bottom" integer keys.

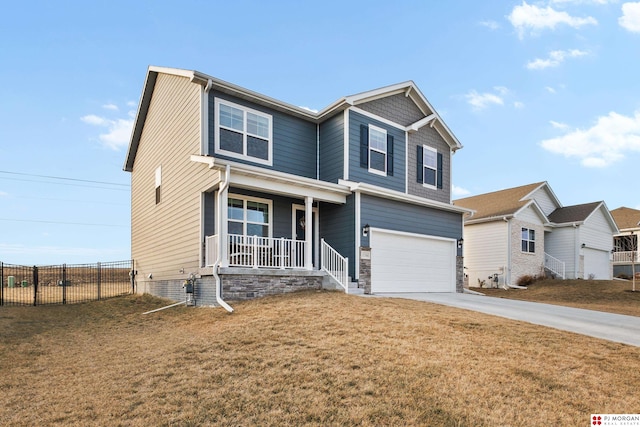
[
  {"left": 544, "top": 252, "right": 565, "bottom": 279},
  {"left": 321, "top": 238, "right": 349, "bottom": 293},
  {"left": 206, "top": 234, "right": 306, "bottom": 269},
  {"left": 613, "top": 251, "right": 640, "bottom": 264},
  {"left": 205, "top": 234, "right": 219, "bottom": 267}
]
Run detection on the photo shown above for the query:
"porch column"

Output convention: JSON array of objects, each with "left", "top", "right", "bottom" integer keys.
[
  {"left": 218, "top": 186, "right": 229, "bottom": 268},
  {"left": 305, "top": 196, "right": 313, "bottom": 270}
]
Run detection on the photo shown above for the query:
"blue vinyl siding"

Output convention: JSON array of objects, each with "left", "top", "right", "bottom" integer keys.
[
  {"left": 209, "top": 91, "right": 317, "bottom": 178},
  {"left": 348, "top": 110, "right": 405, "bottom": 192},
  {"left": 360, "top": 195, "right": 463, "bottom": 253},
  {"left": 319, "top": 196, "right": 356, "bottom": 278},
  {"left": 319, "top": 113, "right": 344, "bottom": 183}
]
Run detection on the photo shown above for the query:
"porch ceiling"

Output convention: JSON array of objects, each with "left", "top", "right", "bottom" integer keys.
[{"left": 191, "top": 155, "right": 350, "bottom": 204}]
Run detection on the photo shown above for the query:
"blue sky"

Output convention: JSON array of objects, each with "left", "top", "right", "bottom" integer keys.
[{"left": 1, "top": 0, "right": 639, "bottom": 265}]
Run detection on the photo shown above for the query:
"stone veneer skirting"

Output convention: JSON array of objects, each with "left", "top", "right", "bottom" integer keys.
[{"left": 138, "top": 268, "right": 326, "bottom": 306}]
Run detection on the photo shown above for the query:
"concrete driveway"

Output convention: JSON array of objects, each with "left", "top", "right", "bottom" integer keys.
[{"left": 376, "top": 292, "right": 640, "bottom": 347}]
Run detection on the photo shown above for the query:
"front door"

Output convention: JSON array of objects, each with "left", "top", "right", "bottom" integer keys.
[{"left": 292, "top": 204, "right": 318, "bottom": 267}]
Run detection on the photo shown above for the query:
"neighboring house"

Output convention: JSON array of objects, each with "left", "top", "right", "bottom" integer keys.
[
  {"left": 611, "top": 207, "right": 640, "bottom": 278},
  {"left": 454, "top": 182, "right": 618, "bottom": 287},
  {"left": 124, "top": 66, "right": 470, "bottom": 306}
]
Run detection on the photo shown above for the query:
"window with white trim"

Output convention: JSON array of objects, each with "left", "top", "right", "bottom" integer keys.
[
  {"left": 215, "top": 99, "right": 272, "bottom": 165},
  {"left": 228, "top": 195, "right": 272, "bottom": 237},
  {"left": 155, "top": 165, "right": 161, "bottom": 205},
  {"left": 521, "top": 228, "right": 535, "bottom": 253},
  {"left": 422, "top": 145, "right": 437, "bottom": 188},
  {"left": 368, "top": 124, "right": 387, "bottom": 175}
]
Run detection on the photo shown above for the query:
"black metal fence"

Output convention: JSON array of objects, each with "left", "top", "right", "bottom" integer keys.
[{"left": 0, "top": 260, "right": 134, "bottom": 306}]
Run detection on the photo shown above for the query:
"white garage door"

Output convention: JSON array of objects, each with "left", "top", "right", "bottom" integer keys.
[
  {"left": 370, "top": 228, "right": 456, "bottom": 293},
  {"left": 584, "top": 248, "right": 611, "bottom": 280}
]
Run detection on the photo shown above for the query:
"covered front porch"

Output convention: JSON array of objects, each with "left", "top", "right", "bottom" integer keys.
[{"left": 192, "top": 155, "right": 353, "bottom": 290}]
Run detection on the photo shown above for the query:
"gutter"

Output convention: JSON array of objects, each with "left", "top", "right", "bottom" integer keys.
[{"left": 213, "top": 164, "right": 234, "bottom": 313}]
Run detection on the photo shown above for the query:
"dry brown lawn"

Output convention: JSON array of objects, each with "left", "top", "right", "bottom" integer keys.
[
  {"left": 1, "top": 291, "right": 639, "bottom": 426},
  {"left": 479, "top": 279, "right": 640, "bottom": 317}
]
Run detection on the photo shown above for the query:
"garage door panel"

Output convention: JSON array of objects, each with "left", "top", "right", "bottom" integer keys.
[
  {"left": 370, "top": 229, "right": 455, "bottom": 293},
  {"left": 584, "top": 248, "right": 611, "bottom": 280}
]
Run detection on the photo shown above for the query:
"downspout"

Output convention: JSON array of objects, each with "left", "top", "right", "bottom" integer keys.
[
  {"left": 213, "top": 164, "right": 234, "bottom": 313},
  {"left": 504, "top": 216, "right": 511, "bottom": 285}
]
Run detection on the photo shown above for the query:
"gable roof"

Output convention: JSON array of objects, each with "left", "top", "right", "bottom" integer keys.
[
  {"left": 453, "top": 182, "right": 547, "bottom": 221},
  {"left": 124, "top": 66, "right": 461, "bottom": 172},
  {"left": 611, "top": 207, "right": 640, "bottom": 230},
  {"left": 547, "top": 202, "right": 602, "bottom": 224}
]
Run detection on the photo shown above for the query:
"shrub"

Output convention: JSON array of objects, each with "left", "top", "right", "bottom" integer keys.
[{"left": 517, "top": 274, "right": 540, "bottom": 287}]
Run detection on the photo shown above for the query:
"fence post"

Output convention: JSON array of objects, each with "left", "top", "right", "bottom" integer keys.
[
  {"left": 130, "top": 260, "right": 135, "bottom": 294},
  {"left": 62, "top": 264, "right": 67, "bottom": 305},
  {"left": 97, "top": 262, "right": 101, "bottom": 301},
  {"left": 33, "top": 266, "right": 38, "bottom": 306}
]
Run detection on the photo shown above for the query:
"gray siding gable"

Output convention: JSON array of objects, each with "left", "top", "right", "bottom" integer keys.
[
  {"left": 209, "top": 91, "right": 317, "bottom": 178},
  {"left": 349, "top": 110, "right": 405, "bottom": 192},
  {"left": 357, "top": 93, "right": 426, "bottom": 127}
]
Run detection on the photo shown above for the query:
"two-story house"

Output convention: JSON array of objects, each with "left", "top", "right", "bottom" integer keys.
[
  {"left": 611, "top": 207, "right": 640, "bottom": 278},
  {"left": 124, "top": 66, "right": 469, "bottom": 307}
]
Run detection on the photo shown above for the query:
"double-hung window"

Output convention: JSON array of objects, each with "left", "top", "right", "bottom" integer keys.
[
  {"left": 521, "top": 228, "right": 535, "bottom": 253},
  {"left": 360, "top": 124, "right": 394, "bottom": 176},
  {"left": 368, "top": 125, "right": 387, "bottom": 175},
  {"left": 215, "top": 99, "right": 272, "bottom": 165},
  {"left": 416, "top": 145, "right": 443, "bottom": 189},
  {"left": 228, "top": 196, "right": 271, "bottom": 238}
]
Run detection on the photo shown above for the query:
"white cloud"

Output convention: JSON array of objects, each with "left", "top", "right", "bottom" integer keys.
[
  {"left": 452, "top": 185, "right": 471, "bottom": 197},
  {"left": 479, "top": 20, "right": 500, "bottom": 30},
  {"left": 546, "top": 86, "right": 557, "bottom": 93},
  {"left": 0, "top": 191, "right": 8, "bottom": 197},
  {"left": 127, "top": 100, "right": 137, "bottom": 108},
  {"left": 514, "top": 101, "right": 525, "bottom": 109},
  {"left": 551, "top": 0, "right": 617, "bottom": 4},
  {"left": 494, "top": 86, "right": 509, "bottom": 96},
  {"left": 550, "top": 120, "right": 570, "bottom": 129},
  {"left": 508, "top": 1, "right": 598, "bottom": 38},
  {"left": 620, "top": 2, "right": 640, "bottom": 32},
  {"left": 81, "top": 114, "right": 108, "bottom": 126},
  {"left": 541, "top": 110, "right": 640, "bottom": 167},
  {"left": 526, "top": 49, "right": 588, "bottom": 69},
  {"left": 81, "top": 103, "right": 135, "bottom": 151},
  {"left": 465, "top": 90, "right": 504, "bottom": 110},
  {"left": 102, "top": 103, "right": 119, "bottom": 111}
]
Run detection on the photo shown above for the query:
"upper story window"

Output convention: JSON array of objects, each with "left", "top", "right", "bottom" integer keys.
[
  {"left": 416, "top": 145, "right": 443, "bottom": 189},
  {"left": 521, "top": 228, "right": 535, "bottom": 253},
  {"left": 155, "top": 165, "right": 162, "bottom": 205},
  {"left": 228, "top": 195, "right": 271, "bottom": 238},
  {"left": 215, "top": 99, "right": 273, "bottom": 166},
  {"left": 360, "top": 124, "right": 394, "bottom": 176}
]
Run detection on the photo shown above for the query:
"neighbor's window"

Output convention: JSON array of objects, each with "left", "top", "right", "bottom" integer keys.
[
  {"left": 215, "top": 99, "right": 272, "bottom": 165},
  {"left": 422, "top": 145, "right": 437, "bottom": 188},
  {"left": 155, "top": 165, "right": 161, "bottom": 205},
  {"left": 368, "top": 124, "right": 387, "bottom": 175},
  {"left": 521, "top": 228, "right": 535, "bottom": 253},
  {"left": 228, "top": 195, "right": 271, "bottom": 237}
]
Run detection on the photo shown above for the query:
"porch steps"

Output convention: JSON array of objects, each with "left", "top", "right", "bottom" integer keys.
[{"left": 348, "top": 281, "right": 364, "bottom": 295}]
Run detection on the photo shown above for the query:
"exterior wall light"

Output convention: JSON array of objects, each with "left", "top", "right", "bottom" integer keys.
[
  {"left": 457, "top": 238, "right": 464, "bottom": 249},
  {"left": 362, "top": 224, "right": 370, "bottom": 237}
]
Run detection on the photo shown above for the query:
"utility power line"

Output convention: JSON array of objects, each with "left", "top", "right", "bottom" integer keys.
[
  {"left": 0, "top": 170, "right": 129, "bottom": 187},
  {"left": 0, "top": 218, "right": 128, "bottom": 228}
]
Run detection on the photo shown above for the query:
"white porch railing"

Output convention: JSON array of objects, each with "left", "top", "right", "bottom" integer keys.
[
  {"left": 206, "top": 234, "right": 306, "bottom": 269},
  {"left": 205, "top": 234, "right": 219, "bottom": 267},
  {"left": 544, "top": 252, "right": 565, "bottom": 279},
  {"left": 321, "top": 238, "right": 349, "bottom": 293},
  {"left": 613, "top": 251, "right": 640, "bottom": 264}
]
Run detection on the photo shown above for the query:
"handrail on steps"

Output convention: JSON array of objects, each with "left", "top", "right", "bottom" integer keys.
[{"left": 321, "top": 239, "right": 349, "bottom": 293}]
